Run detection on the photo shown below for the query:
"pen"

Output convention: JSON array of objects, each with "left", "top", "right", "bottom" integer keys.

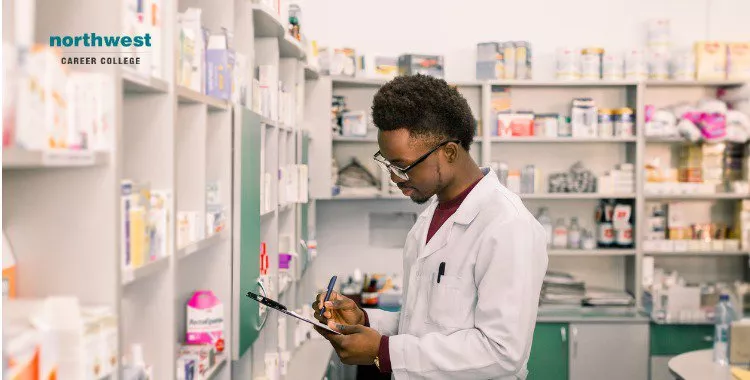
[
  {"left": 437, "top": 262, "right": 446, "bottom": 283},
  {"left": 246, "top": 291, "right": 287, "bottom": 311},
  {"left": 319, "top": 275, "right": 338, "bottom": 316}
]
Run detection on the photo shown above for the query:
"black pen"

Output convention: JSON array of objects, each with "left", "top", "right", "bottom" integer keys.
[{"left": 437, "top": 262, "right": 446, "bottom": 283}]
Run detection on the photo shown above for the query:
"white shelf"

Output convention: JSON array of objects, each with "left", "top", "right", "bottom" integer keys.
[
  {"left": 549, "top": 249, "right": 636, "bottom": 256},
  {"left": 332, "top": 76, "right": 387, "bottom": 87},
  {"left": 332, "top": 135, "right": 378, "bottom": 142},
  {"left": 327, "top": 193, "right": 411, "bottom": 200},
  {"left": 251, "top": 3, "right": 284, "bottom": 37},
  {"left": 304, "top": 65, "right": 320, "bottom": 80},
  {"left": 203, "top": 354, "right": 227, "bottom": 380},
  {"left": 279, "top": 203, "right": 294, "bottom": 212},
  {"left": 2, "top": 148, "right": 109, "bottom": 169},
  {"left": 121, "top": 255, "right": 171, "bottom": 287},
  {"left": 279, "top": 35, "right": 305, "bottom": 59},
  {"left": 645, "top": 79, "right": 747, "bottom": 87},
  {"left": 487, "top": 79, "right": 638, "bottom": 87},
  {"left": 176, "top": 230, "right": 229, "bottom": 260},
  {"left": 122, "top": 68, "right": 169, "bottom": 93},
  {"left": 261, "top": 207, "right": 276, "bottom": 217},
  {"left": 645, "top": 193, "right": 750, "bottom": 200},
  {"left": 490, "top": 137, "right": 636, "bottom": 143},
  {"left": 645, "top": 136, "right": 688, "bottom": 143},
  {"left": 645, "top": 250, "right": 748, "bottom": 256},
  {"left": 286, "top": 339, "right": 335, "bottom": 380},
  {"left": 176, "top": 85, "right": 231, "bottom": 111},
  {"left": 261, "top": 116, "right": 279, "bottom": 128},
  {"left": 520, "top": 193, "right": 636, "bottom": 200}
]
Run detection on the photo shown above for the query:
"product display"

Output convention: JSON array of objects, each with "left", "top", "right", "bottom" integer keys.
[
  {"left": 205, "top": 28, "right": 235, "bottom": 101},
  {"left": 643, "top": 202, "right": 741, "bottom": 253},
  {"left": 476, "top": 41, "right": 532, "bottom": 80},
  {"left": 122, "top": 0, "right": 163, "bottom": 78},
  {"left": 186, "top": 290, "right": 225, "bottom": 353},
  {"left": 398, "top": 54, "right": 444, "bottom": 78},
  {"left": 121, "top": 181, "right": 173, "bottom": 270}
]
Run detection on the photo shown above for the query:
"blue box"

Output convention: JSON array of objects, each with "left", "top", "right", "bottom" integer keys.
[{"left": 206, "top": 47, "right": 235, "bottom": 100}]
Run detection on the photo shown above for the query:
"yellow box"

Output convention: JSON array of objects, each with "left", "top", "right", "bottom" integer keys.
[
  {"left": 728, "top": 42, "right": 750, "bottom": 80},
  {"left": 730, "top": 321, "right": 750, "bottom": 365},
  {"left": 695, "top": 41, "right": 727, "bottom": 80}
]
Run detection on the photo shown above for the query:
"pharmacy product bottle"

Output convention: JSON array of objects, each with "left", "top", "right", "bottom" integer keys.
[
  {"left": 568, "top": 217, "right": 582, "bottom": 249},
  {"left": 552, "top": 218, "right": 568, "bottom": 249},
  {"left": 597, "top": 200, "right": 615, "bottom": 248},
  {"left": 713, "top": 294, "right": 736, "bottom": 365},
  {"left": 536, "top": 207, "right": 553, "bottom": 246}
]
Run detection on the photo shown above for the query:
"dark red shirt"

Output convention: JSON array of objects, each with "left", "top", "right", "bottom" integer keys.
[{"left": 372, "top": 176, "right": 483, "bottom": 374}]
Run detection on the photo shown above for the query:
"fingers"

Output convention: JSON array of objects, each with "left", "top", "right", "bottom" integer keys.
[{"left": 328, "top": 321, "right": 362, "bottom": 335}]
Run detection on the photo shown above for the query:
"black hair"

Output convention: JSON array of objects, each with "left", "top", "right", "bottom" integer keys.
[{"left": 371, "top": 74, "right": 475, "bottom": 151}]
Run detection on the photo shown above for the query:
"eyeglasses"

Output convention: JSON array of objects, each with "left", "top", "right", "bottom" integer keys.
[{"left": 373, "top": 140, "right": 460, "bottom": 181}]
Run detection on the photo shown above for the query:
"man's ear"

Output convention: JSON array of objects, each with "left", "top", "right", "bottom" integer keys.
[{"left": 443, "top": 141, "right": 459, "bottom": 163}]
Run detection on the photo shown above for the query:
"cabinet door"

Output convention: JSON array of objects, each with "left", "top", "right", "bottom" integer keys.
[
  {"left": 569, "top": 323, "right": 649, "bottom": 380},
  {"left": 528, "top": 323, "right": 569, "bottom": 380}
]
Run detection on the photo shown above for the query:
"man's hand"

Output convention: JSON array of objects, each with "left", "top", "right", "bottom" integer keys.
[
  {"left": 311, "top": 291, "right": 365, "bottom": 325},
  {"left": 316, "top": 322, "right": 382, "bottom": 365}
]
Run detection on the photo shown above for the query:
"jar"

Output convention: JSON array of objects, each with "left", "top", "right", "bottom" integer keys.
[
  {"left": 648, "top": 50, "right": 670, "bottom": 80},
  {"left": 535, "top": 113, "right": 560, "bottom": 138},
  {"left": 556, "top": 47, "right": 581, "bottom": 80},
  {"left": 671, "top": 50, "right": 695, "bottom": 80},
  {"left": 598, "top": 109, "right": 614, "bottom": 137},
  {"left": 581, "top": 47, "right": 604, "bottom": 80},
  {"left": 625, "top": 48, "right": 647, "bottom": 81},
  {"left": 614, "top": 108, "right": 634, "bottom": 137},
  {"left": 602, "top": 53, "right": 624, "bottom": 80}
]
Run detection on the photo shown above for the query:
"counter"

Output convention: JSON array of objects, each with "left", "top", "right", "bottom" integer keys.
[
  {"left": 536, "top": 307, "right": 650, "bottom": 323},
  {"left": 668, "top": 349, "right": 732, "bottom": 380},
  {"left": 286, "top": 338, "right": 335, "bottom": 380}
]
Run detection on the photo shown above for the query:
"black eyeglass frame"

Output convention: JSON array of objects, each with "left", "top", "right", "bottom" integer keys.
[{"left": 373, "top": 139, "right": 461, "bottom": 180}]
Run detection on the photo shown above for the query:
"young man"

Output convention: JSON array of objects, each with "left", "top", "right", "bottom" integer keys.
[{"left": 312, "top": 74, "right": 548, "bottom": 379}]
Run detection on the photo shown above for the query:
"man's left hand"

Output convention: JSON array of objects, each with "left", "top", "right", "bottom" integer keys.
[{"left": 316, "top": 321, "right": 382, "bottom": 365}]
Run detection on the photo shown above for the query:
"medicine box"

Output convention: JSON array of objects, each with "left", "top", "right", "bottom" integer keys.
[
  {"left": 728, "top": 42, "right": 750, "bottom": 80},
  {"left": 476, "top": 42, "right": 503, "bottom": 80},
  {"left": 730, "top": 321, "right": 750, "bottom": 365},
  {"left": 694, "top": 41, "right": 727, "bottom": 80},
  {"left": 398, "top": 54, "right": 444, "bottom": 78},
  {"left": 206, "top": 33, "right": 235, "bottom": 101}
]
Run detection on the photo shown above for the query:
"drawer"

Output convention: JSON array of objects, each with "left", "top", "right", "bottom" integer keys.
[{"left": 650, "top": 323, "right": 714, "bottom": 356}]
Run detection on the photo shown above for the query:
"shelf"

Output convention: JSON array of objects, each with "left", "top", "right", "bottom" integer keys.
[
  {"left": 490, "top": 137, "right": 636, "bottom": 143},
  {"left": 122, "top": 255, "right": 170, "bottom": 287},
  {"left": 176, "top": 85, "right": 231, "bottom": 111},
  {"left": 286, "top": 339, "right": 335, "bottom": 380},
  {"left": 549, "top": 249, "right": 636, "bottom": 256},
  {"left": 645, "top": 136, "right": 687, "bottom": 143},
  {"left": 261, "top": 116, "right": 278, "bottom": 128},
  {"left": 645, "top": 250, "right": 747, "bottom": 256},
  {"left": 645, "top": 193, "right": 750, "bottom": 200},
  {"left": 332, "top": 136, "right": 378, "bottom": 142},
  {"left": 122, "top": 68, "right": 169, "bottom": 93},
  {"left": 176, "top": 230, "right": 229, "bottom": 260},
  {"left": 487, "top": 80, "right": 638, "bottom": 87},
  {"left": 332, "top": 76, "right": 387, "bottom": 87},
  {"left": 519, "top": 193, "right": 636, "bottom": 200},
  {"left": 251, "top": 3, "right": 284, "bottom": 37},
  {"left": 279, "top": 35, "right": 305, "bottom": 59},
  {"left": 3, "top": 148, "right": 109, "bottom": 169},
  {"left": 261, "top": 207, "right": 276, "bottom": 217},
  {"left": 326, "top": 193, "right": 411, "bottom": 200},
  {"left": 279, "top": 203, "right": 294, "bottom": 212},
  {"left": 645, "top": 80, "right": 747, "bottom": 87},
  {"left": 203, "top": 354, "right": 227, "bottom": 380},
  {"left": 304, "top": 65, "right": 320, "bottom": 80}
]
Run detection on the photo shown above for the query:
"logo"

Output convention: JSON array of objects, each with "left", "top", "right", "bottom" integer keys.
[{"left": 50, "top": 33, "right": 153, "bottom": 66}]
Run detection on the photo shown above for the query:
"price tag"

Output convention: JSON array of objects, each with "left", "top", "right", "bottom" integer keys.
[{"left": 42, "top": 150, "right": 95, "bottom": 166}]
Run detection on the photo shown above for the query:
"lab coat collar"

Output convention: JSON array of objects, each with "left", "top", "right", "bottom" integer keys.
[{"left": 417, "top": 167, "right": 497, "bottom": 259}]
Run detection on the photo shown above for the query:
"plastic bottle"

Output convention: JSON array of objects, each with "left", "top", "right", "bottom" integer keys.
[
  {"left": 713, "top": 294, "right": 736, "bottom": 365},
  {"left": 568, "top": 217, "right": 582, "bottom": 249},
  {"left": 536, "top": 207, "right": 553, "bottom": 246},
  {"left": 552, "top": 218, "right": 568, "bottom": 249}
]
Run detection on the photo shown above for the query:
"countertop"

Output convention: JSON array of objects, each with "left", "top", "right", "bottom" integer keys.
[
  {"left": 668, "top": 349, "right": 733, "bottom": 380},
  {"left": 536, "top": 307, "right": 650, "bottom": 323}
]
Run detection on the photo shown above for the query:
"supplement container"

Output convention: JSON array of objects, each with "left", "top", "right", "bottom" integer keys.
[
  {"left": 614, "top": 108, "right": 635, "bottom": 137},
  {"left": 648, "top": 50, "right": 670, "bottom": 80},
  {"left": 535, "top": 113, "right": 560, "bottom": 138},
  {"left": 602, "top": 53, "right": 624, "bottom": 80},
  {"left": 514, "top": 41, "right": 532, "bottom": 80},
  {"left": 671, "top": 50, "right": 695, "bottom": 80},
  {"left": 598, "top": 109, "right": 614, "bottom": 137},
  {"left": 647, "top": 19, "right": 671, "bottom": 51},
  {"left": 503, "top": 42, "right": 516, "bottom": 80},
  {"left": 556, "top": 47, "right": 580, "bottom": 80},
  {"left": 581, "top": 47, "right": 604, "bottom": 80},
  {"left": 625, "top": 48, "right": 647, "bottom": 81}
]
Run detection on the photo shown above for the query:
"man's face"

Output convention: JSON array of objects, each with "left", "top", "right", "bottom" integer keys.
[{"left": 377, "top": 129, "right": 444, "bottom": 204}]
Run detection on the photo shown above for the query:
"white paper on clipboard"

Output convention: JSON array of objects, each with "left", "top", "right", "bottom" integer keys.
[{"left": 278, "top": 308, "right": 342, "bottom": 335}]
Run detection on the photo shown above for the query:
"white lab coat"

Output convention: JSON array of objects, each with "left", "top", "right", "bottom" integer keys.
[{"left": 367, "top": 168, "right": 549, "bottom": 380}]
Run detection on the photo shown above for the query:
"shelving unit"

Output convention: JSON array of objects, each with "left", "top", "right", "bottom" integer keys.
[
  {"left": 307, "top": 76, "right": 750, "bottom": 312},
  {"left": 3, "top": 0, "right": 314, "bottom": 378}
]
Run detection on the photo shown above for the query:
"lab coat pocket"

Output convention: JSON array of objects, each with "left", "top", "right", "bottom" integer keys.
[{"left": 426, "top": 274, "right": 473, "bottom": 328}]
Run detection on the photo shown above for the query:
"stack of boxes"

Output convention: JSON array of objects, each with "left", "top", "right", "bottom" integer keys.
[{"left": 598, "top": 164, "right": 635, "bottom": 194}]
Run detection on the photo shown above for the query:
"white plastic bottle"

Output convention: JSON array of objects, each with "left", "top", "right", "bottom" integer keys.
[
  {"left": 536, "top": 207, "right": 553, "bottom": 246},
  {"left": 552, "top": 218, "right": 568, "bottom": 249},
  {"left": 713, "top": 294, "right": 736, "bottom": 365},
  {"left": 568, "top": 217, "right": 582, "bottom": 249}
]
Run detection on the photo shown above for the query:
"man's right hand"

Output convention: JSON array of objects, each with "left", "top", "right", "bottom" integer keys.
[{"left": 312, "top": 291, "right": 365, "bottom": 326}]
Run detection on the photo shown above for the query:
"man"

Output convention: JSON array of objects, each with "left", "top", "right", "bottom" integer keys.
[{"left": 312, "top": 74, "right": 548, "bottom": 379}]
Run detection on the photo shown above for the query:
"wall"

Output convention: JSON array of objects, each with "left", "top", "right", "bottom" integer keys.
[{"left": 303, "top": 0, "right": 750, "bottom": 81}]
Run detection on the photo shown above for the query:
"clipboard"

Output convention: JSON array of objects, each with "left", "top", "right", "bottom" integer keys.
[{"left": 246, "top": 291, "right": 342, "bottom": 335}]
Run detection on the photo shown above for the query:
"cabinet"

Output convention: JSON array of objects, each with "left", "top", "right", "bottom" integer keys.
[
  {"left": 528, "top": 322, "right": 649, "bottom": 380},
  {"left": 528, "top": 323, "right": 569, "bottom": 380},
  {"left": 568, "top": 323, "right": 649, "bottom": 380},
  {"left": 649, "top": 323, "right": 714, "bottom": 380}
]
